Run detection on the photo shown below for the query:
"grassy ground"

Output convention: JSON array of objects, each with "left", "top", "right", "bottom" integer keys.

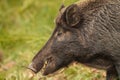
[{"left": 0, "top": 0, "right": 105, "bottom": 80}]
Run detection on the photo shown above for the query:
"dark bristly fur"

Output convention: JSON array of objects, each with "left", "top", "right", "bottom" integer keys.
[{"left": 28, "top": 0, "right": 120, "bottom": 80}]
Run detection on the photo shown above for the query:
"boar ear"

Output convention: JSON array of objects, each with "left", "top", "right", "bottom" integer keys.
[
  {"left": 65, "top": 4, "right": 80, "bottom": 27},
  {"left": 59, "top": 4, "right": 65, "bottom": 11}
]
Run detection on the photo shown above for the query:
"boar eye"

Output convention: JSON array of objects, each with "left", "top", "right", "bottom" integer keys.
[
  {"left": 57, "top": 29, "right": 63, "bottom": 36},
  {"left": 57, "top": 31, "right": 62, "bottom": 36}
]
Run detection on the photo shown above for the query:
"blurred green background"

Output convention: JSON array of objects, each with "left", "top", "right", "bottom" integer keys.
[{"left": 0, "top": 0, "right": 105, "bottom": 80}]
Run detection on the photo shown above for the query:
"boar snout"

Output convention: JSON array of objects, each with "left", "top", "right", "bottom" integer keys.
[
  {"left": 28, "top": 39, "right": 53, "bottom": 74},
  {"left": 28, "top": 60, "right": 44, "bottom": 73}
]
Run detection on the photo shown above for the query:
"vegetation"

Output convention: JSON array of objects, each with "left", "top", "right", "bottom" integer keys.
[{"left": 0, "top": 0, "right": 105, "bottom": 80}]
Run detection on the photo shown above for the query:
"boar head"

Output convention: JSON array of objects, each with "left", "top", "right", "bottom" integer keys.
[{"left": 28, "top": 4, "right": 90, "bottom": 75}]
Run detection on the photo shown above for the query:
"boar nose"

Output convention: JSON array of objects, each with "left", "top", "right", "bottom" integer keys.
[{"left": 28, "top": 62, "right": 38, "bottom": 73}]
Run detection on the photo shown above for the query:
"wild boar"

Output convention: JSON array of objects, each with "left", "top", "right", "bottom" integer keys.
[{"left": 28, "top": 0, "right": 120, "bottom": 80}]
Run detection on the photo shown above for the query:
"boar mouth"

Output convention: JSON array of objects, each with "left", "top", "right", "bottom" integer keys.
[
  {"left": 43, "top": 57, "right": 56, "bottom": 75},
  {"left": 43, "top": 56, "right": 64, "bottom": 75}
]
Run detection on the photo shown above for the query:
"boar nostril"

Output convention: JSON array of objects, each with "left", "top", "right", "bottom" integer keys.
[{"left": 28, "top": 63, "right": 37, "bottom": 73}]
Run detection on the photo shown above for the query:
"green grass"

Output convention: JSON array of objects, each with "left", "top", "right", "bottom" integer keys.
[{"left": 0, "top": 0, "right": 105, "bottom": 80}]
